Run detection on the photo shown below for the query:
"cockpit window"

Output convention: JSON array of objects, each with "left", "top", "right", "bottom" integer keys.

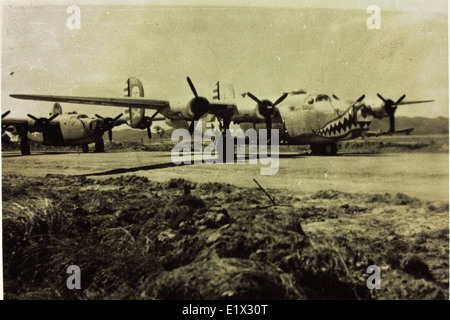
[
  {"left": 316, "top": 94, "right": 331, "bottom": 102},
  {"left": 315, "top": 94, "right": 336, "bottom": 114}
]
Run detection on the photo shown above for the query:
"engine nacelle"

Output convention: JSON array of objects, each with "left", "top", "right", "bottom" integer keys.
[
  {"left": 165, "top": 118, "right": 189, "bottom": 129},
  {"left": 364, "top": 100, "right": 389, "bottom": 119},
  {"left": 171, "top": 97, "right": 210, "bottom": 120}
]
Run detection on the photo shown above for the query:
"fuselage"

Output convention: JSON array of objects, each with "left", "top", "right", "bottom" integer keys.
[
  {"left": 237, "top": 93, "right": 373, "bottom": 145},
  {"left": 27, "top": 113, "right": 104, "bottom": 146}
]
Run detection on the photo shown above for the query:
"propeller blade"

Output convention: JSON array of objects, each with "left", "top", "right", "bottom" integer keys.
[
  {"left": 356, "top": 95, "right": 366, "bottom": 102},
  {"left": 396, "top": 94, "right": 406, "bottom": 105},
  {"left": 48, "top": 114, "right": 59, "bottom": 121},
  {"left": 389, "top": 115, "right": 395, "bottom": 133},
  {"left": 332, "top": 94, "right": 340, "bottom": 100},
  {"left": 188, "top": 121, "right": 196, "bottom": 135},
  {"left": 266, "top": 118, "right": 272, "bottom": 143},
  {"left": 187, "top": 77, "right": 198, "bottom": 98},
  {"left": 188, "top": 116, "right": 200, "bottom": 135},
  {"left": 272, "top": 93, "right": 288, "bottom": 107},
  {"left": 377, "top": 93, "right": 387, "bottom": 103},
  {"left": 246, "top": 92, "right": 262, "bottom": 104},
  {"left": 150, "top": 111, "right": 159, "bottom": 120},
  {"left": 113, "top": 113, "right": 123, "bottom": 122},
  {"left": 147, "top": 126, "right": 152, "bottom": 139},
  {"left": 108, "top": 129, "right": 112, "bottom": 142},
  {"left": 2, "top": 110, "right": 11, "bottom": 119},
  {"left": 27, "top": 114, "right": 39, "bottom": 121}
]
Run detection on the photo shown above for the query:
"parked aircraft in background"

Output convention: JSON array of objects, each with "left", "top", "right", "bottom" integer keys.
[{"left": 2, "top": 103, "right": 126, "bottom": 155}]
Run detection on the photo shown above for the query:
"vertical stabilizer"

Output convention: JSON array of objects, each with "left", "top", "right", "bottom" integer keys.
[
  {"left": 124, "top": 77, "right": 145, "bottom": 128},
  {"left": 51, "top": 103, "right": 63, "bottom": 115}
]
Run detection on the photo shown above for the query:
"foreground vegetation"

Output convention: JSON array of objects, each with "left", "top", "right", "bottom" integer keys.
[{"left": 2, "top": 174, "right": 448, "bottom": 299}]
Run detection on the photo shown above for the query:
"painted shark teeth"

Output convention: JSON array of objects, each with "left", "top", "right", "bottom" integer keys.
[{"left": 313, "top": 106, "right": 372, "bottom": 139}]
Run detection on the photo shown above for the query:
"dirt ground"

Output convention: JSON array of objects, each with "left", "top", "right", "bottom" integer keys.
[
  {"left": 1, "top": 173, "right": 448, "bottom": 300},
  {"left": 1, "top": 150, "right": 448, "bottom": 202}
]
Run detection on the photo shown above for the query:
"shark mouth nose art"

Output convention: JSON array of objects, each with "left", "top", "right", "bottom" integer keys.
[{"left": 313, "top": 105, "right": 373, "bottom": 139}]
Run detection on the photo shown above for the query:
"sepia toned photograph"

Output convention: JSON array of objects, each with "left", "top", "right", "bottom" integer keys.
[{"left": 1, "top": 0, "right": 448, "bottom": 302}]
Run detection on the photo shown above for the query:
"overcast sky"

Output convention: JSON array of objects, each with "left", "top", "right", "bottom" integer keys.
[{"left": 1, "top": 0, "right": 448, "bottom": 119}]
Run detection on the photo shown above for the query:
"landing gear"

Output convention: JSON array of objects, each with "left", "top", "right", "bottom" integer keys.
[
  {"left": 81, "top": 144, "right": 89, "bottom": 153},
  {"left": 310, "top": 142, "right": 338, "bottom": 156},
  {"left": 20, "top": 137, "right": 31, "bottom": 155},
  {"left": 217, "top": 117, "right": 233, "bottom": 162},
  {"left": 94, "top": 139, "right": 105, "bottom": 153}
]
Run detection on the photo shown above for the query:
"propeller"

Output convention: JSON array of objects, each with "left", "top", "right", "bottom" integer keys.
[
  {"left": 186, "top": 77, "right": 210, "bottom": 135},
  {"left": 95, "top": 113, "right": 123, "bottom": 141},
  {"left": 140, "top": 111, "right": 161, "bottom": 139},
  {"left": 2, "top": 110, "right": 11, "bottom": 119},
  {"left": 377, "top": 93, "right": 406, "bottom": 133},
  {"left": 246, "top": 92, "right": 288, "bottom": 141},
  {"left": 27, "top": 113, "right": 59, "bottom": 132},
  {"left": 2, "top": 110, "right": 11, "bottom": 135},
  {"left": 356, "top": 94, "right": 366, "bottom": 103}
]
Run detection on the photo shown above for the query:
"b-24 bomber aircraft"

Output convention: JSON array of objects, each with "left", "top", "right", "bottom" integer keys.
[
  {"left": 9, "top": 77, "right": 434, "bottom": 156},
  {"left": 2, "top": 103, "right": 126, "bottom": 155}
]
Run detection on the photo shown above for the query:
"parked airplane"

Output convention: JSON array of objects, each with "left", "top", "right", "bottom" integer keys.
[
  {"left": 212, "top": 84, "right": 433, "bottom": 155},
  {"left": 2, "top": 103, "right": 126, "bottom": 155},
  {"left": 9, "top": 77, "right": 433, "bottom": 156},
  {"left": 10, "top": 77, "right": 285, "bottom": 137}
]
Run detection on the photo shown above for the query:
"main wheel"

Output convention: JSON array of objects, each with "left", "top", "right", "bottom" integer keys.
[
  {"left": 20, "top": 138, "right": 31, "bottom": 155},
  {"left": 81, "top": 144, "right": 89, "bottom": 153},
  {"left": 310, "top": 143, "right": 338, "bottom": 156},
  {"left": 94, "top": 139, "right": 105, "bottom": 153},
  {"left": 310, "top": 144, "right": 322, "bottom": 155},
  {"left": 323, "top": 143, "right": 338, "bottom": 156}
]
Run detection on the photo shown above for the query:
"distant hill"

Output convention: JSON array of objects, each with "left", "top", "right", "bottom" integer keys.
[
  {"left": 112, "top": 116, "right": 448, "bottom": 142},
  {"left": 112, "top": 128, "right": 174, "bottom": 142},
  {"left": 369, "top": 116, "right": 448, "bottom": 135}
]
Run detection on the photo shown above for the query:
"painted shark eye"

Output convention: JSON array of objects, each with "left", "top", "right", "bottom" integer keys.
[{"left": 308, "top": 98, "right": 314, "bottom": 104}]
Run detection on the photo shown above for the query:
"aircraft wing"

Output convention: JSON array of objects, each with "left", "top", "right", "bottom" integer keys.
[
  {"left": 10, "top": 94, "right": 170, "bottom": 110},
  {"left": 10, "top": 94, "right": 271, "bottom": 125},
  {"left": 362, "top": 128, "right": 414, "bottom": 137},
  {"left": 2, "top": 118, "right": 29, "bottom": 126},
  {"left": 10, "top": 94, "right": 236, "bottom": 118},
  {"left": 398, "top": 100, "right": 434, "bottom": 105}
]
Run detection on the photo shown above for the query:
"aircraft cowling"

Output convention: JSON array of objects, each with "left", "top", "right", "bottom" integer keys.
[
  {"left": 139, "top": 116, "right": 152, "bottom": 130},
  {"left": 257, "top": 100, "right": 276, "bottom": 119},
  {"left": 181, "top": 97, "right": 210, "bottom": 120},
  {"left": 366, "top": 101, "right": 389, "bottom": 119}
]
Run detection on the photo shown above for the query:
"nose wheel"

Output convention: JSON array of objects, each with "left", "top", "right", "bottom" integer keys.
[{"left": 310, "top": 142, "right": 337, "bottom": 156}]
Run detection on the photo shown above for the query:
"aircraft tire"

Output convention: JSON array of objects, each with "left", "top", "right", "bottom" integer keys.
[
  {"left": 95, "top": 139, "right": 105, "bottom": 153},
  {"left": 310, "top": 144, "right": 322, "bottom": 155},
  {"left": 20, "top": 139, "right": 31, "bottom": 155},
  {"left": 310, "top": 143, "right": 338, "bottom": 156},
  {"left": 82, "top": 144, "right": 89, "bottom": 153},
  {"left": 323, "top": 143, "right": 338, "bottom": 156}
]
